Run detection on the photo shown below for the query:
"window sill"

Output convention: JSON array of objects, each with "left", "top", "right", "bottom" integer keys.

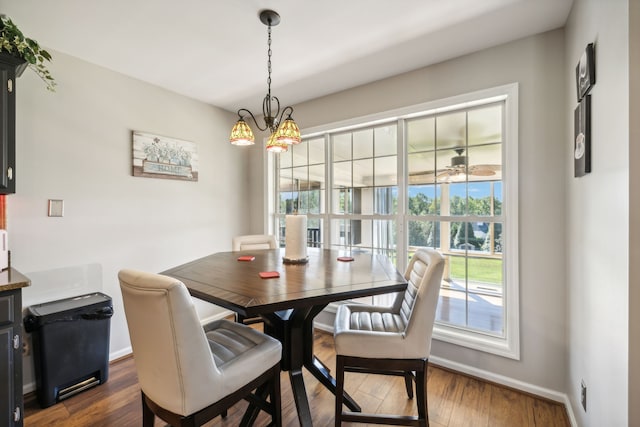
[{"left": 432, "top": 322, "right": 520, "bottom": 360}]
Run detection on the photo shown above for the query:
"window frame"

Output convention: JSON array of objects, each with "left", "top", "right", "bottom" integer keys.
[{"left": 266, "top": 83, "right": 519, "bottom": 359}]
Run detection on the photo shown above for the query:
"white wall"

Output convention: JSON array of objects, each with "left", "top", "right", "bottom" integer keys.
[
  {"left": 251, "top": 30, "right": 569, "bottom": 394},
  {"left": 565, "top": 1, "right": 630, "bottom": 426},
  {"left": 10, "top": 50, "right": 249, "bottom": 390},
  {"left": 629, "top": 1, "right": 640, "bottom": 426}
]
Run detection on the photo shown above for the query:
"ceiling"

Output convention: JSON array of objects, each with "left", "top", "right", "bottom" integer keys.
[{"left": 1, "top": 0, "right": 573, "bottom": 114}]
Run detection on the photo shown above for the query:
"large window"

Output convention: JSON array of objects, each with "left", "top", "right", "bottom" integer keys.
[{"left": 270, "top": 85, "right": 519, "bottom": 358}]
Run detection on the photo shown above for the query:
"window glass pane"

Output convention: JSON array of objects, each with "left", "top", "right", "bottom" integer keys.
[
  {"left": 466, "top": 143, "right": 502, "bottom": 183},
  {"left": 353, "top": 159, "right": 373, "bottom": 188},
  {"left": 292, "top": 140, "right": 308, "bottom": 167},
  {"left": 279, "top": 146, "right": 292, "bottom": 168},
  {"left": 436, "top": 111, "right": 466, "bottom": 151},
  {"left": 279, "top": 168, "right": 293, "bottom": 191},
  {"left": 408, "top": 185, "right": 440, "bottom": 215},
  {"left": 494, "top": 182, "right": 503, "bottom": 215},
  {"left": 353, "top": 129, "right": 373, "bottom": 159},
  {"left": 451, "top": 221, "right": 482, "bottom": 251},
  {"left": 278, "top": 168, "right": 294, "bottom": 214},
  {"left": 467, "top": 182, "right": 492, "bottom": 216},
  {"left": 375, "top": 187, "right": 397, "bottom": 215},
  {"left": 374, "top": 156, "right": 397, "bottom": 187},
  {"left": 279, "top": 191, "right": 295, "bottom": 214},
  {"left": 468, "top": 104, "right": 502, "bottom": 147},
  {"left": 476, "top": 222, "right": 502, "bottom": 255},
  {"left": 408, "top": 220, "right": 439, "bottom": 249},
  {"left": 307, "top": 218, "right": 322, "bottom": 248},
  {"left": 308, "top": 164, "right": 325, "bottom": 190},
  {"left": 436, "top": 148, "right": 466, "bottom": 183},
  {"left": 493, "top": 223, "right": 503, "bottom": 253},
  {"left": 408, "top": 151, "right": 436, "bottom": 185},
  {"left": 333, "top": 133, "right": 351, "bottom": 161},
  {"left": 375, "top": 125, "right": 397, "bottom": 156},
  {"left": 332, "top": 187, "right": 352, "bottom": 214},
  {"left": 373, "top": 220, "right": 397, "bottom": 264},
  {"left": 277, "top": 217, "right": 286, "bottom": 246},
  {"left": 448, "top": 184, "right": 467, "bottom": 216},
  {"left": 330, "top": 218, "right": 353, "bottom": 248},
  {"left": 354, "top": 187, "right": 373, "bottom": 215},
  {"left": 438, "top": 255, "right": 504, "bottom": 335},
  {"left": 308, "top": 137, "right": 325, "bottom": 165},
  {"left": 407, "top": 117, "right": 435, "bottom": 153},
  {"left": 333, "top": 161, "right": 351, "bottom": 188}
]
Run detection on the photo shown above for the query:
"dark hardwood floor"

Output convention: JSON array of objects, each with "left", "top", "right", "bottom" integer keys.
[{"left": 23, "top": 331, "right": 569, "bottom": 427}]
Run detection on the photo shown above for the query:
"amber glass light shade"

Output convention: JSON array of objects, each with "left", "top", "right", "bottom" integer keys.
[
  {"left": 266, "top": 132, "right": 288, "bottom": 153},
  {"left": 230, "top": 119, "right": 255, "bottom": 145},
  {"left": 275, "top": 118, "right": 301, "bottom": 145}
]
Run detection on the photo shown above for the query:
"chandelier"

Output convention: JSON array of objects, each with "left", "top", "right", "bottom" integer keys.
[{"left": 229, "top": 9, "right": 301, "bottom": 153}]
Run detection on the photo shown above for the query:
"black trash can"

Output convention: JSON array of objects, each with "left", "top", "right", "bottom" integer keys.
[{"left": 23, "top": 292, "right": 113, "bottom": 408}]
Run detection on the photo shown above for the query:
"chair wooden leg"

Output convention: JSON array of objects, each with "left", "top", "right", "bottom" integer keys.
[
  {"left": 270, "top": 365, "right": 282, "bottom": 427},
  {"left": 141, "top": 392, "right": 155, "bottom": 427},
  {"left": 404, "top": 371, "right": 414, "bottom": 399},
  {"left": 335, "top": 356, "right": 429, "bottom": 426},
  {"left": 415, "top": 361, "right": 428, "bottom": 427},
  {"left": 335, "top": 355, "right": 345, "bottom": 426}
]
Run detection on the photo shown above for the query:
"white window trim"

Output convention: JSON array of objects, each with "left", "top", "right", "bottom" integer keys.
[{"left": 266, "top": 83, "right": 520, "bottom": 359}]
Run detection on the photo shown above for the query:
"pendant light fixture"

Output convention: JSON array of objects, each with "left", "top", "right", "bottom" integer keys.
[{"left": 229, "top": 9, "right": 301, "bottom": 152}]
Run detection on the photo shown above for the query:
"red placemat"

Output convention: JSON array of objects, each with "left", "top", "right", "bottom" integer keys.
[{"left": 237, "top": 255, "right": 255, "bottom": 262}]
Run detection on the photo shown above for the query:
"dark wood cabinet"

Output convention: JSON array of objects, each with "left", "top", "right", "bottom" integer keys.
[
  {"left": 0, "top": 270, "right": 30, "bottom": 427},
  {"left": 0, "top": 288, "right": 23, "bottom": 427},
  {"left": 0, "top": 53, "right": 26, "bottom": 195}
]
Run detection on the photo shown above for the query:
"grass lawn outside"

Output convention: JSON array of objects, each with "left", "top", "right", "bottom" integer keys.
[{"left": 448, "top": 254, "right": 502, "bottom": 286}]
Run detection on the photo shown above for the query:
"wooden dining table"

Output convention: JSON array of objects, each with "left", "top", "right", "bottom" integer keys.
[{"left": 161, "top": 247, "right": 407, "bottom": 427}]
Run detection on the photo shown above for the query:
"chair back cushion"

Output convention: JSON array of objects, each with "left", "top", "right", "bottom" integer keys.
[
  {"left": 119, "top": 269, "right": 220, "bottom": 416},
  {"left": 232, "top": 234, "right": 278, "bottom": 251},
  {"left": 334, "top": 249, "right": 444, "bottom": 359},
  {"left": 400, "top": 248, "right": 445, "bottom": 357}
]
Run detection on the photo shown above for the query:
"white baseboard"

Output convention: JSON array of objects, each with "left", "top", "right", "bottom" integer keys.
[{"left": 315, "top": 318, "right": 577, "bottom": 426}]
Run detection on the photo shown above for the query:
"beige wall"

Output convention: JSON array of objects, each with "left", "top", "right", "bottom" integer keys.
[
  {"left": 251, "top": 30, "right": 569, "bottom": 393},
  {"left": 10, "top": 50, "right": 248, "bottom": 390},
  {"left": 565, "top": 0, "right": 630, "bottom": 425}
]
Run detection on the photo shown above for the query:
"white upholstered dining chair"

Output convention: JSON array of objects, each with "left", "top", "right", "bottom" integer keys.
[
  {"left": 232, "top": 234, "right": 279, "bottom": 325},
  {"left": 333, "top": 248, "right": 445, "bottom": 426},
  {"left": 232, "top": 234, "right": 278, "bottom": 251},
  {"left": 118, "top": 269, "right": 282, "bottom": 427}
]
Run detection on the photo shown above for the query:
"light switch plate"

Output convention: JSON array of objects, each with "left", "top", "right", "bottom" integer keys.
[{"left": 48, "top": 199, "right": 64, "bottom": 217}]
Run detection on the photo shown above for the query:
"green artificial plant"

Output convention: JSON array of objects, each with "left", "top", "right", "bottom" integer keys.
[{"left": 0, "top": 15, "right": 55, "bottom": 91}]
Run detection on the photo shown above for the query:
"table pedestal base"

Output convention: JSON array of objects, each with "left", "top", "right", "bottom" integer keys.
[{"left": 261, "top": 306, "right": 361, "bottom": 427}]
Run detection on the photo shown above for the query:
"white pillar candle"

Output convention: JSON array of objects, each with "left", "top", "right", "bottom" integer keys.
[{"left": 285, "top": 214, "right": 307, "bottom": 260}]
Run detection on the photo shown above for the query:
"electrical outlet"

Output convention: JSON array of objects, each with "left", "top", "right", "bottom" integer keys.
[{"left": 581, "top": 380, "right": 587, "bottom": 411}]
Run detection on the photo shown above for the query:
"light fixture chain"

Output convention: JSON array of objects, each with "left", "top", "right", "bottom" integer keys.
[
  {"left": 267, "top": 24, "right": 272, "bottom": 96},
  {"left": 230, "top": 10, "right": 300, "bottom": 151}
]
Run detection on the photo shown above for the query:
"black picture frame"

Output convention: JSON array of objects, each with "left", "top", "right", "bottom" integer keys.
[
  {"left": 574, "top": 95, "right": 591, "bottom": 177},
  {"left": 576, "top": 43, "right": 595, "bottom": 101}
]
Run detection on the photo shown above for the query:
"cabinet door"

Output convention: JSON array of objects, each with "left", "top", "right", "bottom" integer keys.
[
  {"left": 0, "top": 325, "right": 15, "bottom": 427},
  {"left": 0, "top": 65, "right": 16, "bottom": 194},
  {"left": 0, "top": 289, "right": 22, "bottom": 427},
  {"left": 0, "top": 53, "right": 23, "bottom": 195}
]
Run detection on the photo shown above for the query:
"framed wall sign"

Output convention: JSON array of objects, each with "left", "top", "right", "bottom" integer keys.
[
  {"left": 575, "top": 43, "right": 595, "bottom": 101},
  {"left": 132, "top": 131, "right": 198, "bottom": 181},
  {"left": 574, "top": 95, "right": 591, "bottom": 177}
]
